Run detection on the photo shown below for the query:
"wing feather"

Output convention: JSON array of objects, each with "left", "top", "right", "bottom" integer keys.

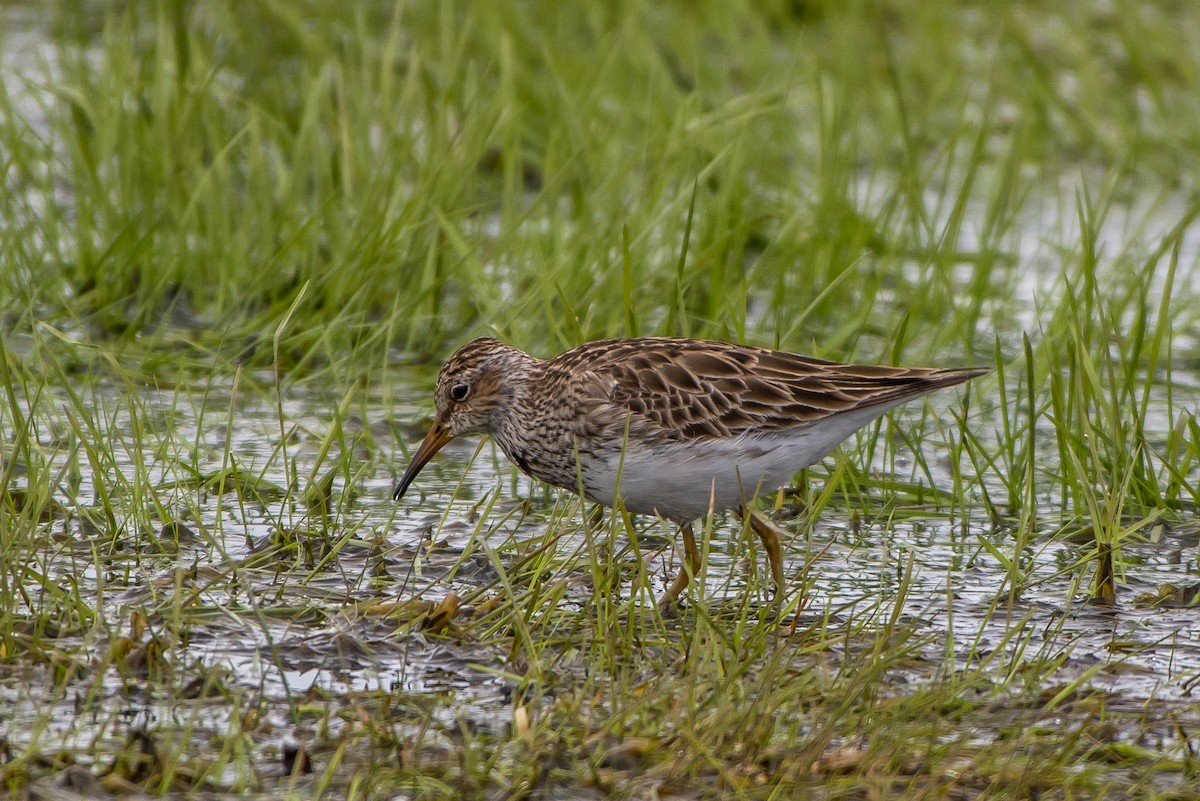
[{"left": 551, "top": 338, "right": 984, "bottom": 443}]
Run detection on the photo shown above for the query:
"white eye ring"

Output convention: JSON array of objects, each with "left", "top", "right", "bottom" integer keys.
[{"left": 449, "top": 383, "right": 470, "bottom": 402}]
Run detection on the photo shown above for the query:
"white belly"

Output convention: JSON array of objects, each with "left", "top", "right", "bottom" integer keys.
[
  {"left": 579, "top": 421, "right": 864, "bottom": 521},
  {"left": 576, "top": 399, "right": 913, "bottom": 521}
]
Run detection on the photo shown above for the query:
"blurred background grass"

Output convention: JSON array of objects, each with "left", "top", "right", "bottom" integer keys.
[{"left": 5, "top": 0, "right": 1198, "bottom": 381}]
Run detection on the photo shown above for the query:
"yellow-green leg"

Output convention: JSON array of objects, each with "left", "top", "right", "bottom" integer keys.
[
  {"left": 742, "top": 506, "right": 785, "bottom": 601},
  {"left": 660, "top": 522, "right": 701, "bottom": 608}
]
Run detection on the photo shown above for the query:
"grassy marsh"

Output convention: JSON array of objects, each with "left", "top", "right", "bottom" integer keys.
[{"left": 3, "top": 0, "right": 1200, "bottom": 798}]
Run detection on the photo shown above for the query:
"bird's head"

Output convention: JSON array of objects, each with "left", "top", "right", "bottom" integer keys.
[{"left": 393, "top": 338, "right": 531, "bottom": 500}]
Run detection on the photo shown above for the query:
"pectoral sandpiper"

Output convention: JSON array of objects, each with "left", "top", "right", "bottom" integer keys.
[{"left": 395, "top": 337, "right": 986, "bottom": 607}]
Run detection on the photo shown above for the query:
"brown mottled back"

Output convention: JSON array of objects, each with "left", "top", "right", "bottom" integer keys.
[{"left": 551, "top": 338, "right": 986, "bottom": 442}]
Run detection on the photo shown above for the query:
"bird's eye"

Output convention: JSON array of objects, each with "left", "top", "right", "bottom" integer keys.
[{"left": 449, "top": 383, "right": 470, "bottom": 402}]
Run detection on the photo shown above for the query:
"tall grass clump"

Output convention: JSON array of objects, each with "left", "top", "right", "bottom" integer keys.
[{"left": 0, "top": 0, "right": 1192, "bottom": 379}]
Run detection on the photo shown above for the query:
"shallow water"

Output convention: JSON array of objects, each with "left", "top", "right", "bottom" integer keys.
[{"left": 3, "top": 368, "right": 1199, "bottom": 779}]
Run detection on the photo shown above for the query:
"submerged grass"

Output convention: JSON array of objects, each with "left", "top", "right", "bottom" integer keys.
[{"left": 2, "top": 0, "right": 1200, "bottom": 797}]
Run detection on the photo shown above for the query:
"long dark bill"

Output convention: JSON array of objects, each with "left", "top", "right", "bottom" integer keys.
[{"left": 393, "top": 423, "right": 453, "bottom": 500}]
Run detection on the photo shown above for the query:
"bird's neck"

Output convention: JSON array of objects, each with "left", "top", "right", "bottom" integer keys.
[{"left": 489, "top": 358, "right": 559, "bottom": 465}]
